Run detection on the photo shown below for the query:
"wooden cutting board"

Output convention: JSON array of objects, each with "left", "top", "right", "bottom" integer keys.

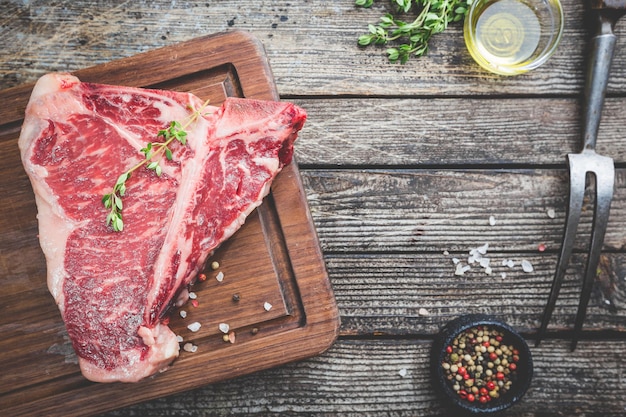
[{"left": 0, "top": 31, "right": 340, "bottom": 417}]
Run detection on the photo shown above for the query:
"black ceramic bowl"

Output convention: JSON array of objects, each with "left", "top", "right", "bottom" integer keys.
[{"left": 430, "top": 314, "right": 533, "bottom": 415}]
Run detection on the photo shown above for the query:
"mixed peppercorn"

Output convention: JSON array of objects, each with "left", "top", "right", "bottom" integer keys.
[{"left": 441, "top": 325, "right": 520, "bottom": 405}]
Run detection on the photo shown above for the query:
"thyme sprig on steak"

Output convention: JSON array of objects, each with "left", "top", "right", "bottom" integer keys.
[{"left": 102, "top": 99, "right": 210, "bottom": 232}]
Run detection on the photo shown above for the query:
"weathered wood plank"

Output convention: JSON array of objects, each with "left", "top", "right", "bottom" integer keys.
[
  {"left": 292, "top": 97, "right": 626, "bottom": 166},
  {"left": 1, "top": 0, "right": 626, "bottom": 96},
  {"left": 301, "top": 169, "right": 626, "bottom": 253},
  {"left": 98, "top": 339, "right": 626, "bottom": 417},
  {"left": 324, "top": 252, "right": 626, "bottom": 336}
]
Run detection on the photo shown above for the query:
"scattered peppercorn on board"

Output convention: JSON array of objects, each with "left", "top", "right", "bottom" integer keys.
[{"left": 0, "top": 30, "right": 340, "bottom": 417}]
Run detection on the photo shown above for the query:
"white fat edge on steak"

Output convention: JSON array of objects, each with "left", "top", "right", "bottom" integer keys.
[{"left": 18, "top": 74, "right": 88, "bottom": 309}]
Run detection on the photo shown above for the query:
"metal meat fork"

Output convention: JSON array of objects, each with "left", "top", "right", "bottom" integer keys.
[{"left": 536, "top": 1, "right": 626, "bottom": 350}]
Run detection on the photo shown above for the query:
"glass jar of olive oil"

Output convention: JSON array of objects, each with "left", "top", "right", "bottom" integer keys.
[{"left": 464, "top": 0, "right": 564, "bottom": 76}]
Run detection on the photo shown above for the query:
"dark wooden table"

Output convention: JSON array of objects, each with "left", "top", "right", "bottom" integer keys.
[{"left": 2, "top": 1, "right": 626, "bottom": 415}]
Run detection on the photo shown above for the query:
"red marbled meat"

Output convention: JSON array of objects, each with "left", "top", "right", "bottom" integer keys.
[{"left": 18, "top": 73, "right": 306, "bottom": 383}]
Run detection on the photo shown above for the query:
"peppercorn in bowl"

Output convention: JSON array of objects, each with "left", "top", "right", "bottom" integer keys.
[{"left": 430, "top": 314, "right": 533, "bottom": 414}]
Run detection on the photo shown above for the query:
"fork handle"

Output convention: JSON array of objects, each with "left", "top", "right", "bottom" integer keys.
[{"left": 582, "top": 14, "right": 617, "bottom": 151}]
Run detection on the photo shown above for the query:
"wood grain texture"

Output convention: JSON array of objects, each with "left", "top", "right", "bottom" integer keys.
[
  {"left": 99, "top": 339, "right": 626, "bottom": 417},
  {"left": 291, "top": 97, "right": 626, "bottom": 166},
  {"left": 302, "top": 169, "right": 626, "bottom": 252},
  {"left": 1, "top": 0, "right": 626, "bottom": 96},
  {"left": 3, "top": 0, "right": 626, "bottom": 415}
]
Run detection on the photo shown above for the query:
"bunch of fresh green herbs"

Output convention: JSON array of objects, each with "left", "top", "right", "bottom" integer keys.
[{"left": 356, "top": 0, "right": 471, "bottom": 63}]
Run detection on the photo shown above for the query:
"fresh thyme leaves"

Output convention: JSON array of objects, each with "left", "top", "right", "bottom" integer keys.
[
  {"left": 102, "top": 100, "right": 209, "bottom": 232},
  {"left": 102, "top": 173, "right": 128, "bottom": 232},
  {"left": 356, "top": 0, "right": 470, "bottom": 64},
  {"left": 142, "top": 121, "right": 187, "bottom": 177}
]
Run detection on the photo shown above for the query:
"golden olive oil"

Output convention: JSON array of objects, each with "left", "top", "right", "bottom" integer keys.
[{"left": 466, "top": 0, "right": 542, "bottom": 75}]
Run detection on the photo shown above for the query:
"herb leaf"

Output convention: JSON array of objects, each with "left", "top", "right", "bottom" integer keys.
[{"left": 356, "top": 0, "right": 471, "bottom": 63}]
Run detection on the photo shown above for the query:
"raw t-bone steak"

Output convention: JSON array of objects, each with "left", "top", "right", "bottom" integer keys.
[{"left": 18, "top": 73, "right": 306, "bottom": 383}]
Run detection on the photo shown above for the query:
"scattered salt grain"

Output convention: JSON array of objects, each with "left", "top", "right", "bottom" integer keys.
[
  {"left": 187, "top": 322, "right": 201, "bottom": 332},
  {"left": 500, "top": 272, "right": 507, "bottom": 279},
  {"left": 455, "top": 263, "right": 471, "bottom": 276},
  {"left": 484, "top": 266, "right": 493, "bottom": 275},
  {"left": 489, "top": 215, "right": 496, "bottom": 226},
  {"left": 443, "top": 250, "right": 450, "bottom": 256},
  {"left": 468, "top": 243, "right": 489, "bottom": 264},
  {"left": 418, "top": 307, "right": 429, "bottom": 316},
  {"left": 188, "top": 292, "right": 197, "bottom": 300},
  {"left": 183, "top": 343, "right": 198, "bottom": 353},
  {"left": 176, "top": 335, "right": 184, "bottom": 343},
  {"left": 218, "top": 323, "right": 230, "bottom": 333},
  {"left": 264, "top": 302, "right": 273, "bottom": 311},
  {"left": 399, "top": 368, "right": 408, "bottom": 377},
  {"left": 215, "top": 271, "right": 224, "bottom": 282},
  {"left": 452, "top": 257, "right": 460, "bottom": 265},
  {"left": 179, "top": 310, "right": 187, "bottom": 319},
  {"left": 547, "top": 209, "right": 556, "bottom": 219},
  {"left": 503, "top": 259, "right": 515, "bottom": 268},
  {"left": 521, "top": 260, "right": 534, "bottom": 273}
]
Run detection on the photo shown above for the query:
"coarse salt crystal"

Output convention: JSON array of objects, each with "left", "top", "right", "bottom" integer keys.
[
  {"left": 264, "top": 302, "right": 273, "bottom": 311},
  {"left": 188, "top": 292, "right": 197, "bottom": 300},
  {"left": 547, "top": 209, "right": 556, "bottom": 219},
  {"left": 399, "top": 368, "right": 408, "bottom": 377},
  {"left": 176, "top": 335, "right": 184, "bottom": 343},
  {"left": 468, "top": 243, "right": 489, "bottom": 264},
  {"left": 418, "top": 307, "right": 429, "bottom": 316},
  {"left": 215, "top": 271, "right": 224, "bottom": 282},
  {"left": 183, "top": 343, "right": 197, "bottom": 353},
  {"left": 500, "top": 272, "right": 507, "bottom": 279},
  {"left": 179, "top": 310, "right": 187, "bottom": 319},
  {"left": 521, "top": 260, "right": 534, "bottom": 273},
  {"left": 219, "top": 323, "right": 230, "bottom": 333},
  {"left": 489, "top": 215, "right": 496, "bottom": 226},
  {"left": 187, "top": 322, "right": 201, "bottom": 332},
  {"left": 485, "top": 266, "right": 493, "bottom": 275},
  {"left": 443, "top": 250, "right": 450, "bottom": 256},
  {"left": 452, "top": 257, "right": 460, "bottom": 265},
  {"left": 479, "top": 257, "right": 491, "bottom": 268},
  {"left": 455, "top": 263, "right": 471, "bottom": 276}
]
